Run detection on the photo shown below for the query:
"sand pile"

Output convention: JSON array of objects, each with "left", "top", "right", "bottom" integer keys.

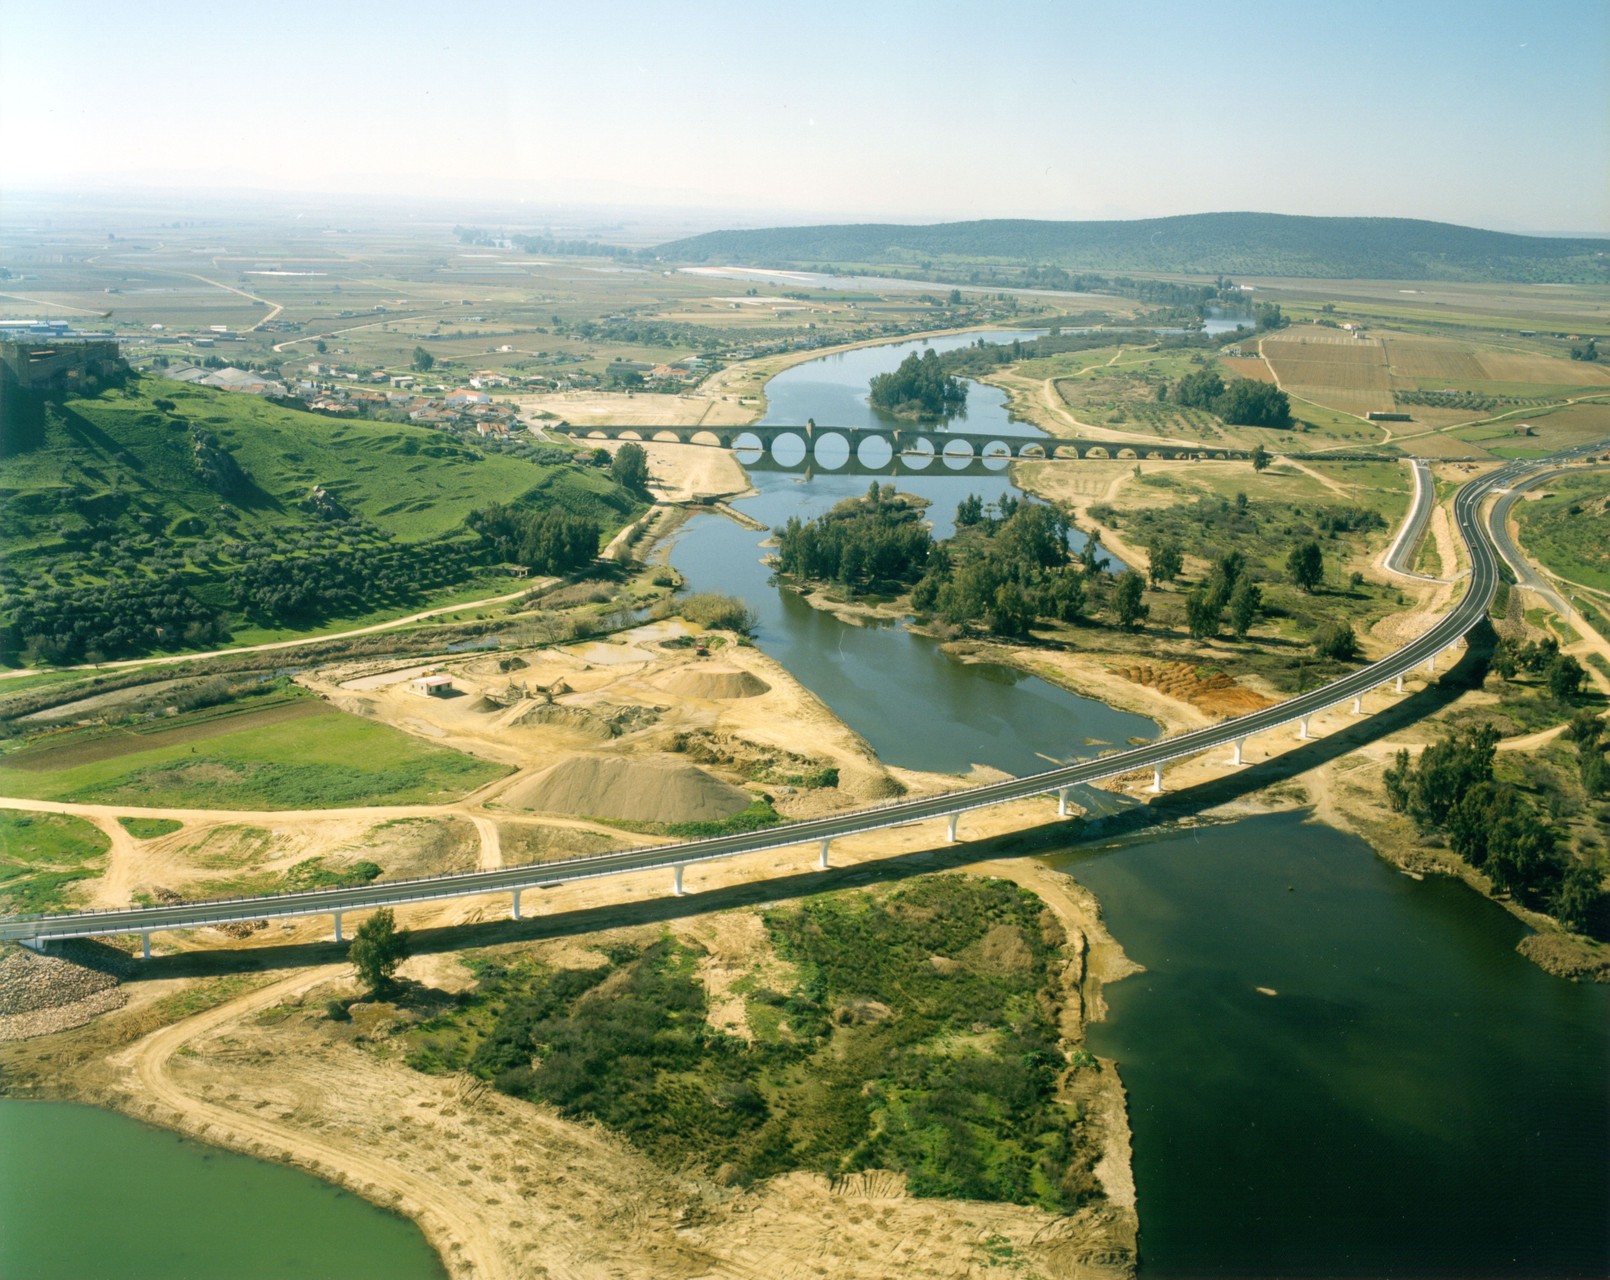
[
  {"left": 506, "top": 754, "right": 752, "bottom": 823},
  {"left": 655, "top": 665, "right": 770, "bottom": 699},
  {"left": 0, "top": 941, "right": 131, "bottom": 1042}
]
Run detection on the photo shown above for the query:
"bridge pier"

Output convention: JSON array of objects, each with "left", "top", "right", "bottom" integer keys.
[
  {"left": 333, "top": 911, "right": 343, "bottom": 944},
  {"left": 1395, "top": 674, "right": 1405, "bottom": 694},
  {"left": 818, "top": 838, "right": 831, "bottom": 870},
  {"left": 511, "top": 889, "right": 523, "bottom": 921},
  {"left": 946, "top": 814, "right": 959, "bottom": 843},
  {"left": 1057, "top": 787, "right": 1070, "bottom": 818},
  {"left": 141, "top": 931, "right": 151, "bottom": 960},
  {"left": 1298, "top": 716, "right": 1311, "bottom": 740},
  {"left": 1232, "top": 738, "right": 1246, "bottom": 766},
  {"left": 1352, "top": 696, "right": 1363, "bottom": 715},
  {"left": 1149, "top": 767, "right": 1163, "bottom": 794},
  {"left": 672, "top": 865, "right": 685, "bottom": 896},
  {"left": 1427, "top": 653, "right": 1437, "bottom": 674}
]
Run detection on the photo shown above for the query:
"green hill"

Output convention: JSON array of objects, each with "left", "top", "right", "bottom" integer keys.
[
  {"left": 654, "top": 212, "right": 1609, "bottom": 283},
  {"left": 0, "top": 374, "right": 641, "bottom": 664}
]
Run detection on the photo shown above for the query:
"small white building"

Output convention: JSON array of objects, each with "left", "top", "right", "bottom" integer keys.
[{"left": 410, "top": 674, "right": 454, "bottom": 697}]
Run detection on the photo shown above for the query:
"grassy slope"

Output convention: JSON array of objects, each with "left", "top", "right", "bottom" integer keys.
[
  {"left": 1, "top": 375, "right": 630, "bottom": 556},
  {"left": 1511, "top": 474, "right": 1610, "bottom": 593}
]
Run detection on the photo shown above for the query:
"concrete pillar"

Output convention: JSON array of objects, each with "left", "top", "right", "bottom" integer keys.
[
  {"left": 672, "top": 864, "right": 685, "bottom": 896},
  {"left": 1057, "top": 787, "right": 1070, "bottom": 818},
  {"left": 141, "top": 931, "right": 151, "bottom": 960},
  {"left": 1232, "top": 738, "right": 1246, "bottom": 766},
  {"left": 1298, "top": 716, "right": 1311, "bottom": 740},
  {"left": 1395, "top": 674, "right": 1404, "bottom": 694},
  {"left": 1352, "top": 696, "right": 1363, "bottom": 715},
  {"left": 511, "top": 889, "right": 522, "bottom": 921},
  {"left": 1149, "top": 766, "right": 1163, "bottom": 794},
  {"left": 333, "top": 912, "right": 343, "bottom": 944},
  {"left": 946, "top": 813, "right": 959, "bottom": 843},
  {"left": 818, "top": 838, "right": 831, "bottom": 870},
  {"left": 1427, "top": 653, "right": 1437, "bottom": 674}
]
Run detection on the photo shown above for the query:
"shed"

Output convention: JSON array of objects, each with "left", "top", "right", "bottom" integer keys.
[{"left": 411, "top": 674, "right": 454, "bottom": 697}]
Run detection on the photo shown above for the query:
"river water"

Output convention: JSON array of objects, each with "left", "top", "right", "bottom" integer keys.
[
  {"left": 669, "top": 334, "right": 1610, "bottom": 1276},
  {"left": 0, "top": 1100, "right": 445, "bottom": 1279}
]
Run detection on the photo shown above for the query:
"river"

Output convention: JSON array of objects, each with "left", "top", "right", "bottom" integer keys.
[
  {"left": 669, "top": 333, "right": 1610, "bottom": 1275},
  {"left": 0, "top": 1099, "right": 445, "bottom": 1279}
]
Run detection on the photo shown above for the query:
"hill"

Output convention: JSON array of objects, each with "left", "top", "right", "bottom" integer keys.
[
  {"left": 653, "top": 212, "right": 1609, "bottom": 283},
  {"left": 0, "top": 374, "right": 642, "bottom": 664}
]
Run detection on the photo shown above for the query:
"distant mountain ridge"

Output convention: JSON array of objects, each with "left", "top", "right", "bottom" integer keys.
[{"left": 653, "top": 212, "right": 1609, "bottom": 282}]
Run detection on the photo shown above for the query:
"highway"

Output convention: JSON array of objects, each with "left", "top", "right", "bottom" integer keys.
[
  {"left": 1486, "top": 462, "right": 1610, "bottom": 617},
  {"left": 1382, "top": 459, "right": 1440, "bottom": 578},
  {"left": 2, "top": 444, "right": 1601, "bottom": 950}
]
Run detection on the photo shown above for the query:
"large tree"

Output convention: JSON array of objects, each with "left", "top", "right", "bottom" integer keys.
[
  {"left": 609, "top": 441, "right": 651, "bottom": 495},
  {"left": 1286, "top": 541, "right": 1324, "bottom": 593},
  {"left": 349, "top": 908, "right": 406, "bottom": 996}
]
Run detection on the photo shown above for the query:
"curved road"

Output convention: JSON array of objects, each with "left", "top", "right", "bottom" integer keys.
[{"left": 3, "top": 444, "right": 1601, "bottom": 948}]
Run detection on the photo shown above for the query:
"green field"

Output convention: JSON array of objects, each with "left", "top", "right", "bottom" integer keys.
[
  {"left": 1511, "top": 473, "right": 1610, "bottom": 593},
  {"left": 0, "top": 810, "right": 111, "bottom": 914},
  {"left": 0, "top": 694, "right": 508, "bottom": 809}
]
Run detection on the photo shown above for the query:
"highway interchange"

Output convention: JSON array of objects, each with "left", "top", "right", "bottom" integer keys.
[{"left": 2, "top": 445, "right": 1604, "bottom": 950}]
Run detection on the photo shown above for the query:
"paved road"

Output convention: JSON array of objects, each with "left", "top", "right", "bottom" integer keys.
[
  {"left": 3, "top": 445, "right": 1600, "bottom": 947},
  {"left": 1382, "top": 459, "right": 1441, "bottom": 579},
  {"left": 1486, "top": 462, "right": 1610, "bottom": 617}
]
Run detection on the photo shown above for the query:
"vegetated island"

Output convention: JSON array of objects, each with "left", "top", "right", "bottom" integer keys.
[{"left": 867, "top": 348, "right": 968, "bottom": 421}]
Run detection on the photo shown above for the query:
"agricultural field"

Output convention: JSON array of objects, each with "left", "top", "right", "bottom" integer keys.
[
  {"left": 1260, "top": 330, "right": 1394, "bottom": 420},
  {"left": 1449, "top": 401, "right": 1610, "bottom": 458},
  {"left": 0, "top": 687, "right": 508, "bottom": 809}
]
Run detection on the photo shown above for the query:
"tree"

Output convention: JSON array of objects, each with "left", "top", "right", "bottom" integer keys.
[
  {"left": 315, "top": 339, "right": 327, "bottom": 354},
  {"left": 1148, "top": 540, "right": 1182, "bottom": 587},
  {"left": 1567, "top": 709, "right": 1603, "bottom": 747},
  {"left": 1551, "top": 862, "right": 1602, "bottom": 933},
  {"left": 610, "top": 441, "right": 651, "bottom": 495},
  {"left": 411, "top": 346, "right": 435, "bottom": 372},
  {"left": 1312, "top": 620, "right": 1357, "bottom": 661},
  {"left": 1250, "top": 443, "right": 1270, "bottom": 472},
  {"left": 1286, "top": 541, "right": 1324, "bottom": 593},
  {"left": 1546, "top": 653, "right": 1586, "bottom": 700},
  {"left": 1185, "top": 590, "right": 1219, "bottom": 641},
  {"left": 1229, "top": 577, "right": 1262, "bottom": 638},
  {"left": 349, "top": 908, "right": 406, "bottom": 996},
  {"left": 1113, "top": 571, "right": 1149, "bottom": 629}
]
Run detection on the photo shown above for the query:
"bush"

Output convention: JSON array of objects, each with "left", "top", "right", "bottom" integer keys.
[
  {"left": 1313, "top": 620, "right": 1357, "bottom": 661},
  {"left": 680, "top": 592, "right": 758, "bottom": 633}
]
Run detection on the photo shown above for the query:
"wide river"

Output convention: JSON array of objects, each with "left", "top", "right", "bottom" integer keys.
[{"left": 4, "top": 330, "right": 1605, "bottom": 1277}]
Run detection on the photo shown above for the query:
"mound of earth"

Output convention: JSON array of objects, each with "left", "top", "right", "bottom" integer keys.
[
  {"left": 655, "top": 665, "right": 770, "bottom": 699},
  {"left": 506, "top": 755, "right": 752, "bottom": 823},
  {"left": 509, "top": 701, "right": 663, "bottom": 739},
  {"left": 1117, "top": 661, "right": 1271, "bottom": 716}
]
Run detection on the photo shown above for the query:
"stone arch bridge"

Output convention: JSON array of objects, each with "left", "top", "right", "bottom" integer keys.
[{"left": 565, "top": 422, "right": 1245, "bottom": 470}]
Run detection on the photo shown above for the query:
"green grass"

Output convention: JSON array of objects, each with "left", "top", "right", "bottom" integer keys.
[
  {"left": 0, "top": 696, "right": 508, "bottom": 809},
  {"left": 117, "top": 816, "right": 183, "bottom": 839},
  {"left": 0, "top": 810, "right": 111, "bottom": 913}
]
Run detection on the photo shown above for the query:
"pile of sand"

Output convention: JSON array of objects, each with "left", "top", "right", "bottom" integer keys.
[
  {"left": 505, "top": 754, "right": 752, "bottom": 823},
  {"left": 655, "top": 665, "right": 770, "bottom": 699}
]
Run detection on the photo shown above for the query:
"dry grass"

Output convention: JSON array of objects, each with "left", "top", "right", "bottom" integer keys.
[{"left": 1217, "top": 356, "right": 1277, "bottom": 383}]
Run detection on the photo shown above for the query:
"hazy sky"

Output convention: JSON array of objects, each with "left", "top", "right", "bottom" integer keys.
[{"left": 3, "top": 0, "right": 1606, "bottom": 233}]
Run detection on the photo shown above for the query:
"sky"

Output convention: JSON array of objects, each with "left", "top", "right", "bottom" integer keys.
[{"left": 2, "top": 0, "right": 1606, "bottom": 234}]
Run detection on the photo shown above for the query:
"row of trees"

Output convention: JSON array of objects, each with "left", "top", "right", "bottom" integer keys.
[{"left": 1163, "top": 369, "right": 1293, "bottom": 429}]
